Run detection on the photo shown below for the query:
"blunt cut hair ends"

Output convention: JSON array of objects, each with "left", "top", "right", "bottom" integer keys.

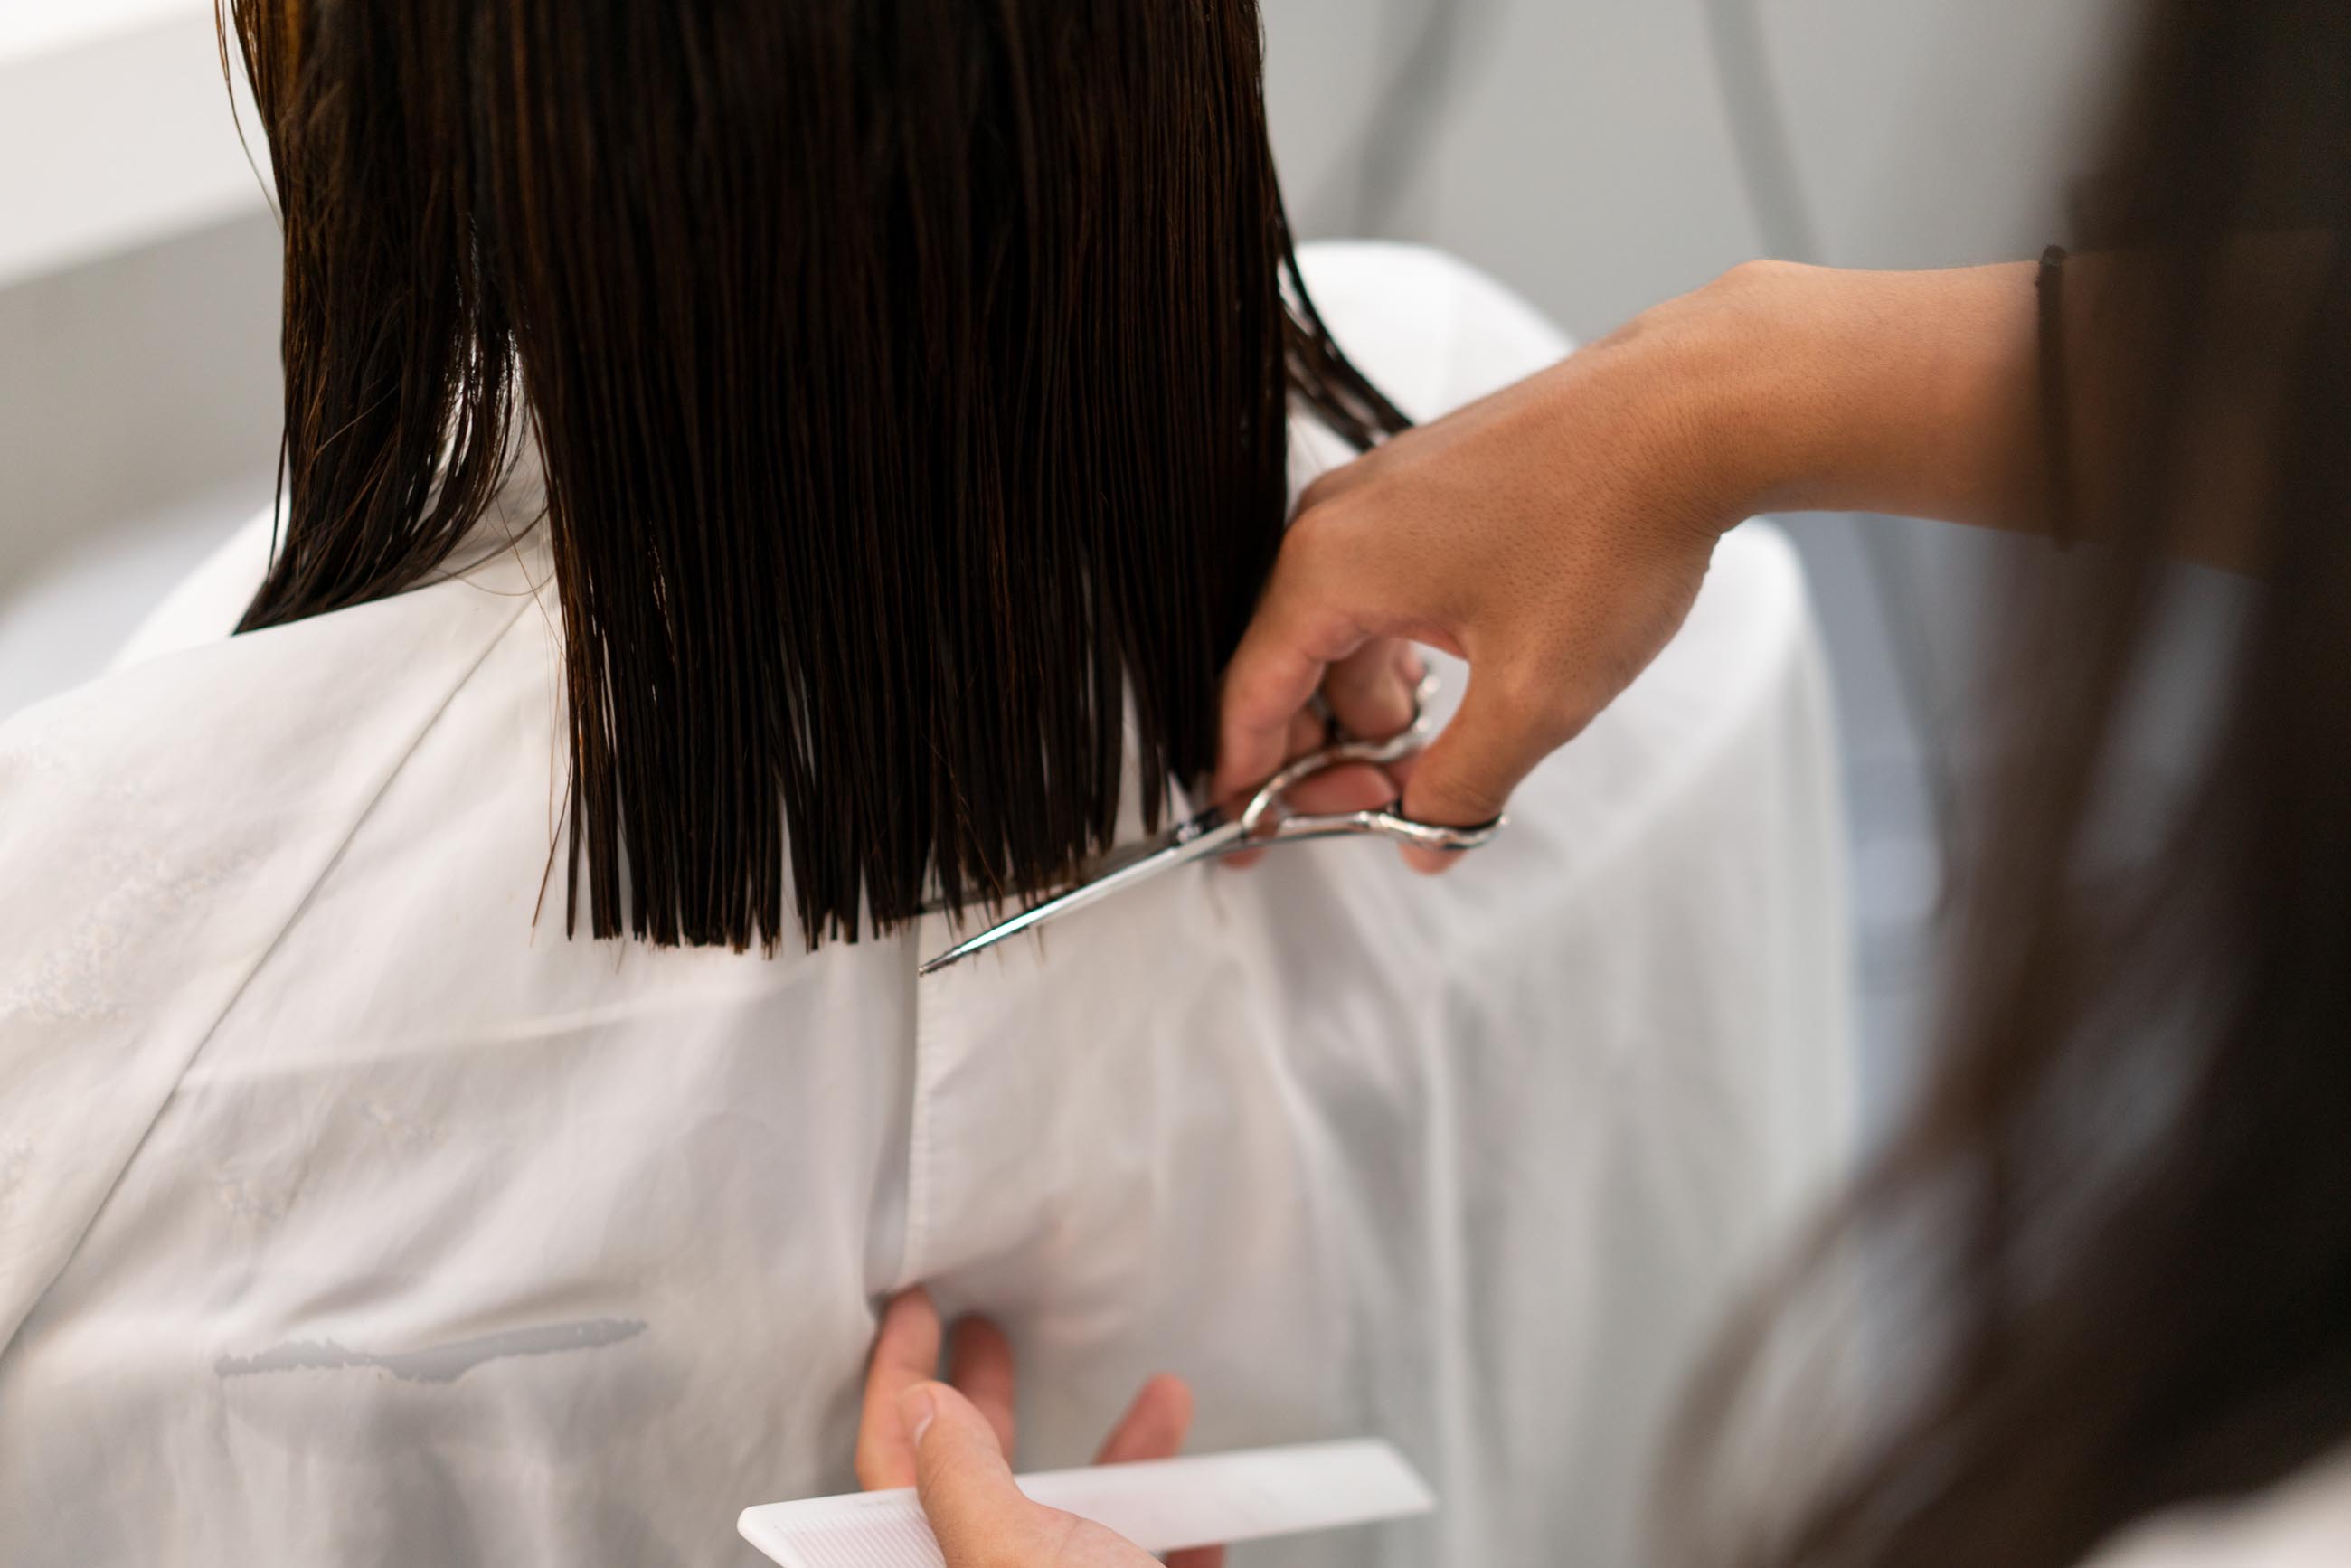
[{"left": 222, "top": 0, "right": 1404, "bottom": 951}]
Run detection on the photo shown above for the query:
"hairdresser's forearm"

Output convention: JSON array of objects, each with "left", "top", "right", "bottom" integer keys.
[{"left": 1685, "top": 260, "right": 2051, "bottom": 536}]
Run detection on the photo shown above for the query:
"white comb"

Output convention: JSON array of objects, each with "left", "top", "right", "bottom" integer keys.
[{"left": 737, "top": 1438, "right": 1435, "bottom": 1568}]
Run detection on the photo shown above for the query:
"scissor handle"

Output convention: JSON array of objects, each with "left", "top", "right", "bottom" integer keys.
[
  {"left": 1234, "top": 673, "right": 1504, "bottom": 853},
  {"left": 1251, "top": 805, "right": 1504, "bottom": 853}
]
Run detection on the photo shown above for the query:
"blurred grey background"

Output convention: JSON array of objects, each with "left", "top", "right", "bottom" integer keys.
[{"left": 0, "top": 0, "right": 2129, "bottom": 1105}]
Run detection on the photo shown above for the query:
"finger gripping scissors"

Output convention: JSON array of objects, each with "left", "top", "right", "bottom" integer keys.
[{"left": 919, "top": 675, "right": 1504, "bottom": 976}]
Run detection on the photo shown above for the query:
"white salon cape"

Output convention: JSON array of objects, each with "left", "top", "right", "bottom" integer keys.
[{"left": 0, "top": 247, "right": 1855, "bottom": 1568}]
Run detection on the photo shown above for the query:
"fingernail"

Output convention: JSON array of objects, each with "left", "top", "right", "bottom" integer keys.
[
  {"left": 1401, "top": 648, "right": 1427, "bottom": 683},
  {"left": 901, "top": 1385, "right": 936, "bottom": 1447}
]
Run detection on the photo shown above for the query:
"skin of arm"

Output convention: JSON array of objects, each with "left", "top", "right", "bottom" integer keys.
[
  {"left": 1733, "top": 245, "right": 2308, "bottom": 563},
  {"left": 1715, "top": 260, "right": 2046, "bottom": 529}
]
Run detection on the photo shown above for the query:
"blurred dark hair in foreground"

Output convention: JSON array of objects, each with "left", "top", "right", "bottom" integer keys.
[{"left": 1674, "top": 2, "right": 2351, "bottom": 1564}]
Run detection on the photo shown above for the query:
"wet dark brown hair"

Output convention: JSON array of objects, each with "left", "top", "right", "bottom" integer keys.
[
  {"left": 220, "top": 0, "right": 1402, "bottom": 949},
  {"left": 1677, "top": 1, "right": 2351, "bottom": 1564}
]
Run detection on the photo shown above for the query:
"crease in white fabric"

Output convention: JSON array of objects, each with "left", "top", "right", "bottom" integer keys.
[{"left": 213, "top": 1318, "right": 647, "bottom": 1384}]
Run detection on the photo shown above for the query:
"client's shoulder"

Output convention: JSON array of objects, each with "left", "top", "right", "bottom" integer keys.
[
  {"left": 0, "top": 528, "right": 551, "bottom": 1008},
  {"left": 4, "top": 518, "right": 549, "bottom": 803},
  {"left": 106, "top": 509, "right": 282, "bottom": 670},
  {"left": 1293, "top": 241, "right": 1572, "bottom": 420}
]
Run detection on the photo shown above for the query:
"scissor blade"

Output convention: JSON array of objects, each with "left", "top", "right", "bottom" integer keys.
[{"left": 918, "top": 811, "right": 1245, "bottom": 976}]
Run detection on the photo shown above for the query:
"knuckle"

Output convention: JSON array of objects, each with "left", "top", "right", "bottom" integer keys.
[
  {"left": 1347, "top": 677, "right": 1415, "bottom": 739},
  {"left": 1297, "top": 468, "right": 1347, "bottom": 516},
  {"left": 1322, "top": 650, "right": 1380, "bottom": 703},
  {"left": 1231, "top": 662, "right": 1304, "bottom": 732},
  {"left": 1276, "top": 513, "right": 1336, "bottom": 585},
  {"left": 1717, "top": 256, "right": 1801, "bottom": 298},
  {"left": 1285, "top": 491, "right": 1358, "bottom": 562}
]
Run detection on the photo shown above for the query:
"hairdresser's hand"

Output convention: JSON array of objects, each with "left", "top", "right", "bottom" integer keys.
[
  {"left": 856, "top": 1289, "right": 1221, "bottom": 1568},
  {"left": 1217, "top": 260, "right": 2052, "bottom": 869},
  {"left": 1216, "top": 300, "right": 1757, "bottom": 872}
]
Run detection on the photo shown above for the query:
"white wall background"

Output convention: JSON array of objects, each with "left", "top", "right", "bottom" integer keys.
[
  {"left": 0, "top": 0, "right": 2134, "bottom": 1096},
  {"left": 0, "top": 1, "right": 281, "bottom": 714}
]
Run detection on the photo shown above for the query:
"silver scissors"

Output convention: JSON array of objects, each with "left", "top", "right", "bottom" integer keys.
[{"left": 920, "top": 674, "right": 1503, "bottom": 975}]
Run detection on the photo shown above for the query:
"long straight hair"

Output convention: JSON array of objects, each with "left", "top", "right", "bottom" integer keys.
[
  {"left": 1676, "top": 2, "right": 2351, "bottom": 1563},
  {"left": 220, "top": 0, "right": 1404, "bottom": 950}
]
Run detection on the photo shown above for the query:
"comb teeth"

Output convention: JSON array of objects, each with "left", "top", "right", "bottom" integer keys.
[{"left": 769, "top": 1505, "right": 945, "bottom": 1568}]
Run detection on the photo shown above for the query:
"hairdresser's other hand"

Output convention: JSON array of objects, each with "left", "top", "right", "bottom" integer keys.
[{"left": 855, "top": 1289, "right": 1221, "bottom": 1568}]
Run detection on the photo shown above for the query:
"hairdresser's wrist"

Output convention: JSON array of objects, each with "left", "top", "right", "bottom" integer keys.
[{"left": 1680, "top": 260, "right": 2045, "bottom": 533}]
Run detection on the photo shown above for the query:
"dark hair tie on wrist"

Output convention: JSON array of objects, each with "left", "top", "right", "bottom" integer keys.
[{"left": 2035, "top": 243, "right": 2078, "bottom": 550}]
